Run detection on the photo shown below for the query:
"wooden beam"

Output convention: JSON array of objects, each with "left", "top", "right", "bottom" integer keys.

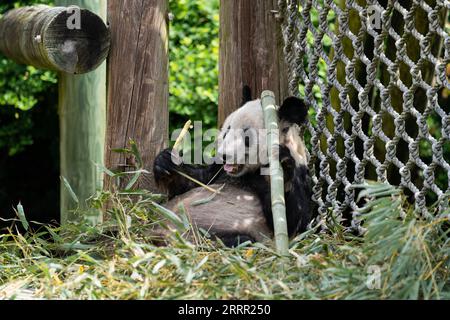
[
  {"left": 105, "top": 0, "right": 169, "bottom": 191},
  {"left": 56, "top": 0, "right": 108, "bottom": 225},
  {"left": 0, "top": 5, "right": 110, "bottom": 74},
  {"left": 219, "top": 0, "right": 288, "bottom": 126}
]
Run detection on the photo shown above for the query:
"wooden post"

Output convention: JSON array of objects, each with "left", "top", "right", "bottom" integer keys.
[
  {"left": 219, "top": 0, "right": 289, "bottom": 126},
  {"left": 0, "top": 5, "right": 110, "bottom": 74},
  {"left": 56, "top": 0, "right": 108, "bottom": 225},
  {"left": 105, "top": 0, "right": 169, "bottom": 191}
]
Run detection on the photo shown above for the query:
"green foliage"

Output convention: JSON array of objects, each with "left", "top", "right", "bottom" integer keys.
[
  {"left": 0, "top": 64, "right": 56, "bottom": 111},
  {"left": 0, "top": 62, "right": 56, "bottom": 155},
  {"left": 1, "top": 0, "right": 219, "bottom": 155},
  {"left": 0, "top": 0, "right": 56, "bottom": 111},
  {"left": 355, "top": 183, "right": 450, "bottom": 299},
  {"left": 169, "top": 0, "right": 219, "bottom": 131},
  {"left": 0, "top": 108, "right": 33, "bottom": 156},
  {"left": 0, "top": 0, "right": 56, "bottom": 156}
]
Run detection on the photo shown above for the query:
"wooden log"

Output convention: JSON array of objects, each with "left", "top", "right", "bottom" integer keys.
[
  {"left": 56, "top": 0, "right": 107, "bottom": 225},
  {"left": 105, "top": 0, "right": 169, "bottom": 191},
  {"left": 0, "top": 4, "right": 110, "bottom": 74},
  {"left": 219, "top": 0, "right": 289, "bottom": 126}
]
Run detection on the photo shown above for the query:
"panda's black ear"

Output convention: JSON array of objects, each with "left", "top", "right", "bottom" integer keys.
[
  {"left": 242, "top": 85, "right": 252, "bottom": 106},
  {"left": 279, "top": 96, "right": 308, "bottom": 125}
]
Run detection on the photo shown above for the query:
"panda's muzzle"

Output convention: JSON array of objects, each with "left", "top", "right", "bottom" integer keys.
[
  {"left": 220, "top": 154, "right": 246, "bottom": 176},
  {"left": 224, "top": 164, "right": 243, "bottom": 174}
]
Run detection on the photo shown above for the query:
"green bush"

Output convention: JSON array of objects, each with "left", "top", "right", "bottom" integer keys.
[
  {"left": 169, "top": 0, "right": 219, "bottom": 131},
  {"left": 0, "top": 0, "right": 220, "bottom": 156},
  {"left": 0, "top": 0, "right": 56, "bottom": 156}
]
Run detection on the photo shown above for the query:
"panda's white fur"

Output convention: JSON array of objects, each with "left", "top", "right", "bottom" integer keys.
[
  {"left": 217, "top": 99, "right": 268, "bottom": 177},
  {"left": 217, "top": 99, "right": 308, "bottom": 177},
  {"left": 279, "top": 122, "right": 308, "bottom": 167},
  {"left": 153, "top": 96, "right": 312, "bottom": 247}
]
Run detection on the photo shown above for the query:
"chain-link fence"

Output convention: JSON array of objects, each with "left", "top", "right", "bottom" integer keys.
[{"left": 278, "top": 0, "right": 449, "bottom": 230}]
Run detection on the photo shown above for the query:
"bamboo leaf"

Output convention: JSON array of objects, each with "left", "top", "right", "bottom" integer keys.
[
  {"left": 16, "top": 202, "right": 29, "bottom": 231},
  {"left": 151, "top": 201, "right": 187, "bottom": 232},
  {"left": 125, "top": 171, "right": 141, "bottom": 190},
  {"left": 129, "top": 139, "right": 143, "bottom": 169},
  {"left": 95, "top": 163, "right": 116, "bottom": 177},
  {"left": 60, "top": 176, "right": 79, "bottom": 204}
]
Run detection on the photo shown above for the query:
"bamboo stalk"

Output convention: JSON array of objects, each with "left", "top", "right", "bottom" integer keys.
[
  {"left": 261, "top": 90, "right": 289, "bottom": 256},
  {"left": 173, "top": 120, "right": 192, "bottom": 151},
  {"left": 174, "top": 170, "right": 220, "bottom": 194}
]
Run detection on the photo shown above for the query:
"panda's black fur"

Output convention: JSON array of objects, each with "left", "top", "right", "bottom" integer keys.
[{"left": 153, "top": 91, "right": 312, "bottom": 247}]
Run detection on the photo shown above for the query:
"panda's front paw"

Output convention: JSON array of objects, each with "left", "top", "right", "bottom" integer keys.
[
  {"left": 279, "top": 145, "right": 296, "bottom": 175},
  {"left": 153, "top": 148, "right": 183, "bottom": 182},
  {"left": 279, "top": 145, "right": 295, "bottom": 165}
]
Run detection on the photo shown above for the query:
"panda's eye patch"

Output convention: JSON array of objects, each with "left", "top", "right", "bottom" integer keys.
[{"left": 281, "top": 127, "right": 289, "bottom": 134}]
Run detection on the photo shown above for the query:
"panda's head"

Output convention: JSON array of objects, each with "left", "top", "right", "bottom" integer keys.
[{"left": 217, "top": 96, "right": 309, "bottom": 177}]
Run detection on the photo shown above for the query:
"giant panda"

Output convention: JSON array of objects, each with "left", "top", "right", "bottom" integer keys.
[{"left": 152, "top": 92, "right": 312, "bottom": 247}]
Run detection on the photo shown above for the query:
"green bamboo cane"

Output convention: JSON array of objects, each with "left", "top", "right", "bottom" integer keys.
[{"left": 261, "top": 90, "right": 289, "bottom": 256}]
